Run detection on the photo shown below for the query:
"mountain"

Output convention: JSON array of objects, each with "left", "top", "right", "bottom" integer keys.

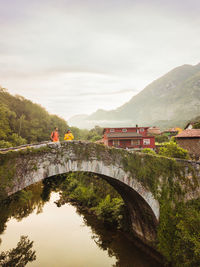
[{"left": 69, "top": 63, "right": 200, "bottom": 129}]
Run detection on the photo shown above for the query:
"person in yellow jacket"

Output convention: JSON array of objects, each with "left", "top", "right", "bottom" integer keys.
[{"left": 64, "top": 129, "right": 74, "bottom": 141}]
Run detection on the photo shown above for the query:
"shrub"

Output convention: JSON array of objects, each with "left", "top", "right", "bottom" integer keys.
[
  {"left": 93, "top": 195, "right": 124, "bottom": 227},
  {"left": 158, "top": 200, "right": 200, "bottom": 266},
  {"left": 193, "top": 122, "right": 200, "bottom": 129},
  {"left": 155, "top": 135, "right": 169, "bottom": 143},
  {"left": 0, "top": 140, "right": 12, "bottom": 148},
  {"left": 158, "top": 141, "right": 189, "bottom": 159},
  {"left": 142, "top": 148, "right": 156, "bottom": 155}
]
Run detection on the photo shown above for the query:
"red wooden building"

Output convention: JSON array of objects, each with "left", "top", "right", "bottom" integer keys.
[{"left": 103, "top": 127, "right": 155, "bottom": 150}]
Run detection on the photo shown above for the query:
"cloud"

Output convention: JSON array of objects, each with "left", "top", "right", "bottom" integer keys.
[{"left": 0, "top": 0, "right": 200, "bottom": 120}]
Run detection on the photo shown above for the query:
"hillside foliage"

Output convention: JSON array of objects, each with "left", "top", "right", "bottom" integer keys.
[
  {"left": 0, "top": 88, "right": 69, "bottom": 147},
  {"left": 70, "top": 125, "right": 103, "bottom": 142}
]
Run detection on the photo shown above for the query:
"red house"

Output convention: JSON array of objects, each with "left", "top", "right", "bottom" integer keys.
[{"left": 103, "top": 127, "right": 155, "bottom": 150}]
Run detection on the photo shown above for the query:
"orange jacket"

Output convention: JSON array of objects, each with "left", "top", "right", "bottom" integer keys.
[{"left": 51, "top": 131, "right": 59, "bottom": 142}]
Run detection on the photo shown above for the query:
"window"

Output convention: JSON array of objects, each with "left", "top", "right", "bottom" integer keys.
[
  {"left": 131, "top": 139, "right": 140, "bottom": 146},
  {"left": 122, "top": 128, "right": 127, "bottom": 132},
  {"left": 113, "top": 140, "right": 119, "bottom": 146},
  {"left": 143, "top": 139, "right": 150, "bottom": 145},
  {"left": 140, "top": 128, "right": 144, "bottom": 132},
  {"left": 110, "top": 129, "right": 115, "bottom": 132}
]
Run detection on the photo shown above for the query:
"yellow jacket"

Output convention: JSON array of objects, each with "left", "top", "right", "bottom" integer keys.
[{"left": 64, "top": 132, "right": 74, "bottom": 141}]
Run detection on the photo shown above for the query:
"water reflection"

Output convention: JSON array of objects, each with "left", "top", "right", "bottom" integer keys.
[
  {"left": 0, "top": 235, "right": 36, "bottom": 266},
  {"left": 73, "top": 206, "right": 162, "bottom": 267},
  {"left": 0, "top": 176, "right": 163, "bottom": 267}
]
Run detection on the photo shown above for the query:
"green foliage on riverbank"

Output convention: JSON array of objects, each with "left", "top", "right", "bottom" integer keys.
[
  {"left": 55, "top": 173, "right": 127, "bottom": 229},
  {"left": 55, "top": 172, "right": 200, "bottom": 266},
  {"left": 0, "top": 88, "right": 69, "bottom": 147},
  {"left": 63, "top": 172, "right": 200, "bottom": 266},
  {"left": 0, "top": 169, "right": 199, "bottom": 266},
  {"left": 158, "top": 199, "right": 200, "bottom": 267},
  {"left": 0, "top": 183, "right": 44, "bottom": 241}
]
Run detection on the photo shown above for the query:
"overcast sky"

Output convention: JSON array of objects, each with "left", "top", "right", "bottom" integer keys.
[{"left": 0, "top": 0, "right": 200, "bottom": 120}]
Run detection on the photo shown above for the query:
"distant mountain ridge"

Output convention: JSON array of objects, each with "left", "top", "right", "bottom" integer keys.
[{"left": 69, "top": 63, "right": 200, "bottom": 129}]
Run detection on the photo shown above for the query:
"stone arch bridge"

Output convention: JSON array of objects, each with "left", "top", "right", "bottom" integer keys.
[{"left": 0, "top": 141, "right": 200, "bottom": 246}]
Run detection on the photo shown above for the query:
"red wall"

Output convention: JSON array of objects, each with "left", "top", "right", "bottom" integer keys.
[{"left": 103, "top": 127, "right": 155, "bottom": 149}]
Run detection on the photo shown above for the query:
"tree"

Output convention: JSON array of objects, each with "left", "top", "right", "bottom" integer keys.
[
  {"left": 158, "top": 141, "right": 189, "bottom": 159},
  {"left": 0, "top": 236, "right": 36, "bottom": 266},
  {"left": 8, "top": 133, "right": 26, "bottom": 146},
  {"left": 193, "top": 121, "right": 200, "bottom": 129},
  {"left": 0, "top": 104, "right": 16, "bottom": 139},
  {"left": 155, "top": 135, "right": 169, "bottom": 143},
  {"left": 142, "top": 148, "right": 156, "bottom": 155},
  {"left": 0, "top": 89, "right": 69, "bottom": 146}
]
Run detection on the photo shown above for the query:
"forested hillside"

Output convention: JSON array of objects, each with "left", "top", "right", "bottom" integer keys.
[{"left": 0, "top": 88, "right": 69, "bottom": 148}]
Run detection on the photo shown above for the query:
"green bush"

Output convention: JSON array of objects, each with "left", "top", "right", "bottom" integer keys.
[
  {"left": 8, "top": 133, "right": 27, "bottom": 146},
  {"left": 155, "top": 135, "right": 169, "bottom": 143},
  {"left": 193, "top": 122, "right": 200, "bottom": 129},
  {"left": 142, "top": 148, "right": 156, "bottom": 155},
  {"left": 158, "top": 199, "right": 200, "bottom": 266},
  {"left": 158, "top": 141, "right": 189, "bottom": 159},
  {"left": 93, "top": 195, "right": 124, "bottom": 227},
  {"left": 69, "top": 185, "right": 97, "bottom": 207},
  {"left": 0, "top": 140, "right": 13, "bottom": 148},
  {"left": 57, "top": 173, "right": 126, "bottom": 229}
]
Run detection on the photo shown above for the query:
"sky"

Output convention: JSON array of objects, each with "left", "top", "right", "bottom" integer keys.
[{"left": 0, "top": 0, "right": 200, "bottom": 120}]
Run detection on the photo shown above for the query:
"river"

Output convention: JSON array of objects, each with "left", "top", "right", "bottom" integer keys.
[{"left": 0, "top": 184, "right": 163, "bottom": 266}]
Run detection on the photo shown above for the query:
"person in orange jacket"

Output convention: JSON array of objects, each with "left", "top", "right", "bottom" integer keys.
[
  {"left": 64, "top": 129, "right": 74, "bottom": 141},
  {"left": 51, "top": 127, "right": 59, "bottom": 142}
]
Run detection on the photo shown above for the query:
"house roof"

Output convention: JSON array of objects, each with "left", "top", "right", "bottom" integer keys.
[
  {"left": 175, "top": 129, "right": 200, "bottom": 138},
  {"left": 104, "top": 127, "right": 149, "bottom": 130},
  {"left": 148, "top": 127, "right": 161, "bottom": 135},
  {"left": 163, "top": 128, "right": 179, "bottom": 133},
  {"left": 106, "top": 132, "right": 142, "bottom": 138}
]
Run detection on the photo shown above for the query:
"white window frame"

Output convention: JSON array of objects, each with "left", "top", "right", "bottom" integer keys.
[
  {"left": 143, "top": 139, "right": 150, "bottom": 145},
  {"left": 122, "top": 128, "right": 127, "bottom": 132}
]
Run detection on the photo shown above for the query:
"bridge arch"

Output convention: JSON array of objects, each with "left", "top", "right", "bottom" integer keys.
[
  {"left": 4, "top": 141, "right": 160, "bottom": 244},
  {"left": 42, "top": 159, "right": 159, "bottom": 243}
]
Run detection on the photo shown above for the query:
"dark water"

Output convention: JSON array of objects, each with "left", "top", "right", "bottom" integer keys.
[{"left": 0, "top": 189, "right": 162, "bottom": 266}]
